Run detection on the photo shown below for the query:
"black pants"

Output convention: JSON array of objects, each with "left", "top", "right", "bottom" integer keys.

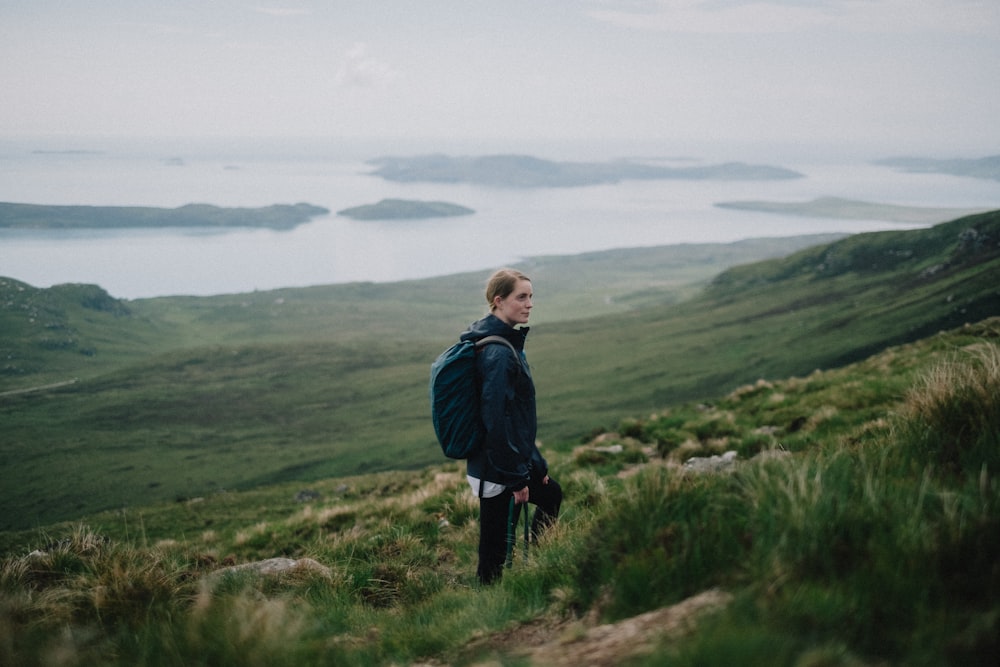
[{"left": 477, "top": 476, "right": 562, "bottom": 585}]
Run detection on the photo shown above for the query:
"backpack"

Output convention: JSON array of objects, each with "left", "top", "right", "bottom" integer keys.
[{"left": 429, "top": 335, "right": 518, "bottom": 459}]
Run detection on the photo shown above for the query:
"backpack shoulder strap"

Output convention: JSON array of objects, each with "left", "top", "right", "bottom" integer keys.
[
  {"left": 474, "top": 335, "right": 525, "bottom": 373},
  {"left": 474, "top": 335, "right": 517, "bottom": 355}
]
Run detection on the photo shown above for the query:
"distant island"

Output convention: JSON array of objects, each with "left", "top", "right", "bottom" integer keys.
[
  {"left": 0, "top": 202, "right": 330, "bottom": 230},
  {"left": 337, "top": 198, "right": 474, "bottom": 220},
  {"left": 366, "top": 154, "right": 803, "bottom": 188},
  {"left": 874, "top": 155, "right": 1000, "bottom": 182},
  {"left": 715, "top": 196, "right": 992, "bottom": 223}
]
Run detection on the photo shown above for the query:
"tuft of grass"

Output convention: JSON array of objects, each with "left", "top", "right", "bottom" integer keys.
[
  {"left": 574, "top": 468, "right": 750, "bottom": 620},
  {"left": 895, "top": 341, "right": 1000, "bottom": 475}
]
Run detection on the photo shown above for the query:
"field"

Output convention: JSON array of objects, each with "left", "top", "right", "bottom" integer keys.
[
  {"left": 1, "top": 234, "right": 846, "bottom": 529},
  {"left": 1, "top": 315, "right": 997, "bottom": 664},
  {"left": 1, "top": 210, "right": 999, "bottom": 664},
  {"left": 2, "top": 210, "right": 999, "bottom": 533}
]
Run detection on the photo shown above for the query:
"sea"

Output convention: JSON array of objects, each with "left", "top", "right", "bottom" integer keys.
[{"left": 1, "top": 137, "right": 998, "bottom": 300}]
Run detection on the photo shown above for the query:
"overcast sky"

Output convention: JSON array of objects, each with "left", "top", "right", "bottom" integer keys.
[{"left": 2, "top": 0, "right": 998, "bottom": 158}]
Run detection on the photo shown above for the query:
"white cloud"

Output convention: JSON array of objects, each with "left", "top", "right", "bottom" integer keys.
[
  {"left": 334, "top": 43, "right": 397, "bottom": 89},
  {"left": 586, "top": 0, "right": 1000, "bottom": 35},
  {"left": 254, "top": 7, "right": 312, "bottom": 17}
]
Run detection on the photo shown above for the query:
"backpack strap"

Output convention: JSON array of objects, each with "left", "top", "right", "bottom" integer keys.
[
  {"left": 474, "top": 335, "right": 525, "bottom": 373},
  {"left": 474, "top": 335, "right": 517, "bottom": 355}
]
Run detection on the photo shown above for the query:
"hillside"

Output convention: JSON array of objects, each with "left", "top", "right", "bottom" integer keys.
[
  {"left": 2, "top": 316, "right": 997, "bottom": 665},
  {"left": 533, "top": 209, "right": 1000, "bottom": 434},
  {"left": 0, "top": 234, "right": 841, "bottom": 391},
  {"left": 1, "top": 212, "right": 998, "bottom": 533}
]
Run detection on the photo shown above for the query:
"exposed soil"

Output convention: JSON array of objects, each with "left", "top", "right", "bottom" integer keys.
[{"left": 433, "top": 588, "right": 732, "bottom": 666}]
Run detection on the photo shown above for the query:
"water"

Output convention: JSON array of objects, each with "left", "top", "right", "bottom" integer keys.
[{"left": 1, "top": 137, "right": 998, "bottom": 299}]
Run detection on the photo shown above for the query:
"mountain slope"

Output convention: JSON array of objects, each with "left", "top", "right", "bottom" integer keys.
[
  {"left": 0, "top": 234, "right": 842, "bottom": 392},
  {"left": 533, "top": 209, "right": 1000, "bottom": 435},
  {"left": 0, "top": 279, "right": 177, "bottom": 386},
  {"left": 1, "top": 214, "right": 998, "bottom": 529}
]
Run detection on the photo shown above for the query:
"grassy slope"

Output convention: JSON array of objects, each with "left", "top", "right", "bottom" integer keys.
[
  {"left": 0, "top": 234, "right": 844, "bottom": 390},
  {"left": 0, "top": 235, "right": 841, "bottom": 531},
  {"left": 1, "top": 317, "right": 997, "bottom": 665},
  {"left": 2, "top": 213, "right": 999, "bottom": 530},
  {"left": 533, "top": 209, "right": 1000, "bottom": 435}
]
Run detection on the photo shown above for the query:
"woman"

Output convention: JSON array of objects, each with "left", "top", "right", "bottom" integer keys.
[{"left": 461, "top": 268, "right": 562, "bottom": 585}]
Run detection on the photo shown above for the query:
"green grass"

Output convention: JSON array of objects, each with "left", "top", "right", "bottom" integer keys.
[
  {"left": 0, "top": 211, "right": 997, "bottom": 533},
  {"left": 0, "top": 234, "right": 847, "bottom": 529},
  {"left": 533, "top": 210, "right": 1000, "bottom": 436},
  {"left": 1, "top": 319, "right": 998, "bottom": 665}
]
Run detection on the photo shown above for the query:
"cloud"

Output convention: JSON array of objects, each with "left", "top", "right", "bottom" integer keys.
[
  {"left": 254, "top": 7, "right": 312, "bottom": 17},
  {"left": 334, "top": 43, "right": 397, "bottom": 89},
  {"left": 585, "top": 0, "right": 1000, "bottom": 35}
]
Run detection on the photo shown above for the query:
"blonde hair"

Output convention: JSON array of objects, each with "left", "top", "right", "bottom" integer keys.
[{"left": 486, "top": 268, "right": 531, "bottom": 312}]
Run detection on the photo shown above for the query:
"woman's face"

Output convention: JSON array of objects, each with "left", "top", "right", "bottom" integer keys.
[{"left": 493, "top": 279, "right": 533, "bottom": 327}]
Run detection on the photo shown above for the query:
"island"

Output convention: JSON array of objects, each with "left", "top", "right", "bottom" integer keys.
[
  {"left": 874, "top": 155, "right": 1000, "bottom": 182},
  {"left": 714, "top": 197, "right": 992, "bottom": 223},
  {"left": 336, "top": 198, "right": 474, "bottom": 220},
  {"left": 0, "top": 202, "right": 330, "bottom": 230},
  {"left": 366, "top": 154, "right": 803, "bottom": 188}
]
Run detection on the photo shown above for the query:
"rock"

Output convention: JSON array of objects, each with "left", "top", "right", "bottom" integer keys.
[
  {"left": 210, "top": 557, "right": 332, "bottom": 581},
  {"left": 683, "top": 450, "right": 738, "bottom": 473},
  {"left": 295, "top": 489, "right": 321, "bottom": 502}
]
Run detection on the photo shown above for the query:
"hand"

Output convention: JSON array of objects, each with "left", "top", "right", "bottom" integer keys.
[
  {"left": 513, "top": 487, "right": 529, "bottom": 505},
  {"left": 542, "top": 475, "right": 550, "bottom": 484}
]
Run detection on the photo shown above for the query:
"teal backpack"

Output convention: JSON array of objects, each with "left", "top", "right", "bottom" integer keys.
[{"left": 429, "top": 335, "right": 517, "bottom": 459}]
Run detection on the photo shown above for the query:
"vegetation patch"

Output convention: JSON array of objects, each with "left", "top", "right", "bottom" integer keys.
[
  {"left": 1, "top": 213, "right": 998, "bottom": 531},
  {"left": 1, "top": 320, "right": 997, "bottom": 665}
]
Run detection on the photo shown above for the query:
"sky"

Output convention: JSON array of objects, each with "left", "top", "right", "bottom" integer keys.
[{"left": 1, "top": 0, "right": 998, "bottom": 159}]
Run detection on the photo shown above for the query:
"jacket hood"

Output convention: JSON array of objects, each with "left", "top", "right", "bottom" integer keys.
[{"left": 460, "top": 313, "right": 529, "bottom": 350}]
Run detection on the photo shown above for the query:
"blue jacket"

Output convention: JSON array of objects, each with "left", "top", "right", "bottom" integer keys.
[{"left": 461, "top": 314, "right": 547, "bottom": 492}]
